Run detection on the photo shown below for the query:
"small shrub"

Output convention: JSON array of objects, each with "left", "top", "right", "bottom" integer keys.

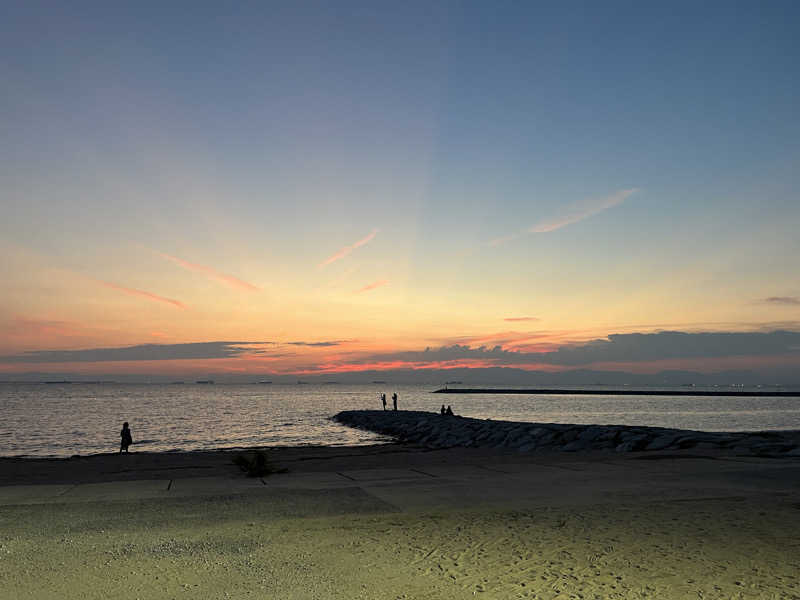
[{"left": 232, "top": 449, "right": 288, "bottom": 477}]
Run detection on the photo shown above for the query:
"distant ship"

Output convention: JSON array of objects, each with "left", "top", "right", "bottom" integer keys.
[
  {"left": 257, "top": 381, "right": 273, "bottom": 384},
  {"left": 44, "top": 381, "right": 72, "bottom": 384},
  {"left": 445, "top": 381, "right": 462, "bottom": 384},
  {"left": 196, "top": 380, "right": 215, "bottom": 384},
  {"left": 372, "top": 380, "right": 386, "bottom": 384},
  {"left": 297, "top": 381, "right": 308, "bottom": 385}
]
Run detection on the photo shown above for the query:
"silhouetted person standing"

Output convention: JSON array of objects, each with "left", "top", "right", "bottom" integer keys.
[
  {"left": 440, "top": 404, "right": 446, "bottom": 415},
  {"left": 120, "top": 421, "right": 133, "bottom": 453},
  {"left": 445, "top": 405, "right": 454, "bottom": 416},
  {"left": 392, "top": 392, "right": 398, "bottom": 411},
  {"left": 381, "top": 393, "right": 387, "bottom": 411}
]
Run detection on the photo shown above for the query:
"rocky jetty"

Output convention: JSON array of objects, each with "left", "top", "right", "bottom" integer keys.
[{"left": 334, "top": 410, "right": 800, "bottom": 456}]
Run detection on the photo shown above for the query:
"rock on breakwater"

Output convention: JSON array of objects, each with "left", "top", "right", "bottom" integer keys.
[{"left": 333, "top": 410, "right": 800, "bottom": 456}]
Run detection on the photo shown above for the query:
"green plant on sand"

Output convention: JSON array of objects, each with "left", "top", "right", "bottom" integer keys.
[{"left": 232, "top": 449, "right": 288, "bottom": 477}]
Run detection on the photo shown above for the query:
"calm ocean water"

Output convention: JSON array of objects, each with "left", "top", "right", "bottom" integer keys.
[{"left": 1, "top": 383, "right": 799, "bottom": 457}]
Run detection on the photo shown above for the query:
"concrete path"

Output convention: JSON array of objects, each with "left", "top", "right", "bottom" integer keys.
[{"left": 1, "top": 454, "right": 798, "bottom": 511}]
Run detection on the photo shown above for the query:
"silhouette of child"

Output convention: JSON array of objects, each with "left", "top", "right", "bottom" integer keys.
[{"left": 120, "top": 421, "right": 133, "bottom": 453}]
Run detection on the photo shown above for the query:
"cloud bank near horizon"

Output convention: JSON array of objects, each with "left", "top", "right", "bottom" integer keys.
[
  {"left": 765, "top": 296, "right": 800, "bottom": 306},
  {"left": 341, "top": 330, "right": 800, "bottom": 368},
  {"left": 0, "top": 339, "right": 353, "bottom": 364},
  {"left": 0, "top": 341, "right": 262, "bottom": 363},
  {"left": 287, "top": 340, "right": 349, "bottom": 347},
  {"left": 3, "top": 331, "right": 799, "bottom": 370}
]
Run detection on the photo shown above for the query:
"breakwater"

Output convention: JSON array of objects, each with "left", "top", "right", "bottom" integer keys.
[
  {"left": 433, "top": 388, "right": 799, "bottom": 397},
  {"left": 333, "top": 410, "right": 800, "bottom": 456}
]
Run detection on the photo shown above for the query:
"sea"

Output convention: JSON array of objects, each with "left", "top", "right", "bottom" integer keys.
[{"left": 1, "top": 382, "right": 800, "bottom": 458}]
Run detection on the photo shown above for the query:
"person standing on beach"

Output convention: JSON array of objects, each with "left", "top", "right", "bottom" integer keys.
[
  {"left": 392, "top": 392, "right": 398, "bottom": 411},
  {"left": 381, "top": 393, "right": 387, "bottom": 411},
  {"left": 120, "top": 421, "right": 133, "bottom": 453}
]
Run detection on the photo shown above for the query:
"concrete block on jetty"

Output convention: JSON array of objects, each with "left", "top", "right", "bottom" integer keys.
[{"left": 333, "top": 410, "right": 800, "bottom": 456}]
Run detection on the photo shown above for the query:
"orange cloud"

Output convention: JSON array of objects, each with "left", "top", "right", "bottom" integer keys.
[
  {"left": 157, "top": 252, "right": 259, "bottom": 292},
  {"left": 292, "top": 358, "right": 564, "bottom": 375},
  {"left": 320, "top": 230, "right": 378, "bottom": 267},
  {"left": 439, "top": 330, "right": 565, "bottom": 349},
  {"left": 355, "top": 279, "right": 389, "bottom": 294},
  {"left": 100, "top": 281, "right": 186, "bottom": 309},
  {"left": 504, "top": 316, "right": 539, "bottom": 322}
]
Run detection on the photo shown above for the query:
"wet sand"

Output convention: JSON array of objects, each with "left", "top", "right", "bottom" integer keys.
[{"left": 2, "top": 444, "right": 800, "bottom": 599}]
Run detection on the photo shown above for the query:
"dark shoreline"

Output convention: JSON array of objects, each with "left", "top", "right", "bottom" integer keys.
[
  {"left": 433, "top": 388, "right": 799, "bottom": 397},
  {"left": 0, "top": 443, "right": 409, "bottom": 486}
]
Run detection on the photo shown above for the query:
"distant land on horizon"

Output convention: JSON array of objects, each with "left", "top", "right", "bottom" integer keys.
[{"left": 2, "top": 367, "right": 799, "bottom": 387}]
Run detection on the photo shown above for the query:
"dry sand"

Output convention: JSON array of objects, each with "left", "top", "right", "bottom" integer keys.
[{"left": 1, "top": 444, "right": 799, "bottom": 599}]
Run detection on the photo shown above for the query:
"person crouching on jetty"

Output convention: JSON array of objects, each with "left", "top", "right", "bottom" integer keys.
[{"left": 120, "top": 421, "right": 133, "bottom": 453}]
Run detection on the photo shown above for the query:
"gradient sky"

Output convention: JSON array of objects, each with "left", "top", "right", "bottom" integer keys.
[{"left": 2, "top": 1, "right": 799, "bottom": 377}]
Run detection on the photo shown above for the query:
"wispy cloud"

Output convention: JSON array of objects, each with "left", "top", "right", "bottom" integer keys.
[
  {"left": 488, "top": 232, "right": 523, "bottom": 247},
  {"left": 530, "top": 188, "right": 639, "bottom": 233},
  {"left": 504, "top": 316, "right": 539, "bottom": 322},
  {"left": 320, "top": 230, "right": 378, "bottom": 267},
  {"left": 157, "top": 252, "right": 259, "bottom": 292},
  {"left": 490, "top": 188, "right": 640, "bottom": 246},
  {"left": 764, "top": 296, "right": 800, "bottom": 305},
  {"left": 100, "top": 281, "right": 186, "bottom": 309},
  {"left": 355, "top": 279, "right": 389, "bottom": 293}
]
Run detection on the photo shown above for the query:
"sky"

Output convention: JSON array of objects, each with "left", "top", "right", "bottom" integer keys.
[{"left": 2, "top": 1, "right": 799, "bottom": 380}]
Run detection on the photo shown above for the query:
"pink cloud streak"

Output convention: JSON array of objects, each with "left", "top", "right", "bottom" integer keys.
[
  {"left": 157, "top": 252, "right": 260, "bottom": 292},
  {"left": 529, "top": 188, "right": 640, "bottom": 233},
  {"left": 488, "top": 232, "right": 522, "bottom": 247},
  {"left": 320, "top": 230, "right": 378, "bottom": 267},
  {"left": 355, "top": 279, "right": 389, "bottom": 293},
  {"left": 504, "top": 316, "right": 539, "bottom": 322},
  {"left": 489, "top": 188, "right": 640, "bottom": 246},
  {"left": 100, "top": 281, "right": 186, "bottom": 309}
]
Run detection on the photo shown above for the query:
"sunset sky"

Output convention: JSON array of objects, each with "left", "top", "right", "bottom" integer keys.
[{"left": 2, "top": 2, "right": 799, "bottom": 378}]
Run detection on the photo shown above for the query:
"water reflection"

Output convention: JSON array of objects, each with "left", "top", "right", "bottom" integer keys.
[{"left": 1, "top": 383, "right": 798, "bottom": 457}]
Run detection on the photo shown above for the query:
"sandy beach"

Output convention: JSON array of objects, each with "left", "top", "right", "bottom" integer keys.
[{"left": 2, "top": 439, "right": 800, "bottom": 599}]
